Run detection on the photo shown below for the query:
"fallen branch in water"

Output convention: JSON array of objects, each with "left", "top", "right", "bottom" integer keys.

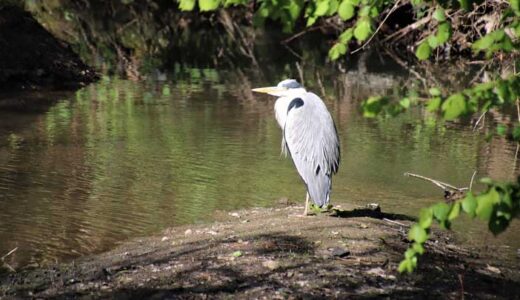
[
  {"left": 1, "top": 247, "right": 17, "bottom": 261},
  {"left": 404, "top": 172, "right": 468, "bottom": 202},
  {"left": 1, "top": 247, "right": 18, "bottom": 272}
]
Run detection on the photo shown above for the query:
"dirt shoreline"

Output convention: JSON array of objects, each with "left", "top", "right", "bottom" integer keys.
[{"left": 1, "top": 204, "right": 519, "bottom": 299}]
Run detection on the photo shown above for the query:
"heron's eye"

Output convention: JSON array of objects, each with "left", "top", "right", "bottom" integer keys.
[{"left": 287, "top": 98, "right": 304, "bottom": 114}]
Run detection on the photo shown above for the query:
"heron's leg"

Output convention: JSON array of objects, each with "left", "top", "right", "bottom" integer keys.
[{"left": 303, "top": 192, "right": 310, "bottom": 216}]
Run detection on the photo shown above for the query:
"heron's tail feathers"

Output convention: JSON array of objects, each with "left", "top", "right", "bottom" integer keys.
[{"left": 307, "top": 172, "right": 331, "bottom": 208}]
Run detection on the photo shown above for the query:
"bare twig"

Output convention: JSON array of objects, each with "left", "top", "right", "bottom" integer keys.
[
  {"left": 1, "top": 247, "right": 18, "bottom": 272},
  {"left": 404, "top": 172, "right": 468, "bottom": 192},
  {"left": 283, "top": 44, "right": 303, "bottom": 60},
  {"left": 381, "top": 16, "right": 431, "bottom": 43},
  {"left": 469, "top": 62, "right": 491, "bottom": 85},
  {"left": 516, "top": 98, "right": 520, "bottom": 123},
  {"left": 3, "top": 262, "right": 15, "bottom": 272},
  {"left": 513, "top": 143, "right": 519, "bottom": 176},
  {"left": 383, "top": 218, "right": 408, "bottom": 227},
  {"left": 473, "top": 111, "right": 487, "bottom": 131},
  {"left": 383, "top": 48, "right": 428, "bottom": 89},
  {"left": 458, "top": 273, "right": 465, "bottom": 300},
  {"left": 1, "top": 247, "right": 17, "bottom": 261},
  {"left": 469, "top": 171, "right": 477, "bottom": 191},
  {"left": 351, "top": 0, "right": 402, "bottom": 54},
  {"left": 281, "top": 25, "right": 327, "bottom": 44},
  {"left": 295, "top": 62, "right": 304, "bottom": 86},
  {"left": 316, "top": 71, "right": 328, "bottom": 100}
]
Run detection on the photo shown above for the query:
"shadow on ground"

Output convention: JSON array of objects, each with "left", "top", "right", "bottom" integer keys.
[{"left": 1, "top": 206, "right": 519, "bottom": 299}]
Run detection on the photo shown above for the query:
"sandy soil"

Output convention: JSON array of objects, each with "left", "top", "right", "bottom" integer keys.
[{"left": 1, "top": 204, "right": 519, "bottom": 299}]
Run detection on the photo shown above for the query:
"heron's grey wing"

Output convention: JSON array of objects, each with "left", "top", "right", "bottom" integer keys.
[{"left": 284, "top": 93, "right": 340, "bottom": 206}]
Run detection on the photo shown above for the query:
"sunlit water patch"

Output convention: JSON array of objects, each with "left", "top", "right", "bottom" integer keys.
[{"left": 0, "top": 67, "right": 519, "bottom": 268}]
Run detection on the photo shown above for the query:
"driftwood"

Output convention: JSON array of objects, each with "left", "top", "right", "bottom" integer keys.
[{"left": 404, "top": 172, "right": 473, "bottom": 202}]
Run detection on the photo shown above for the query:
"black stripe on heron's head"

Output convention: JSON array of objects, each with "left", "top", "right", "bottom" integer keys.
[{"left": 287, "top": 98, "right": 304, "bottom": 114}]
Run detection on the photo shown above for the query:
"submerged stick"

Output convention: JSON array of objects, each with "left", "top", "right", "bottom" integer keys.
[{"left": 1, "top": 247, "right": 17, "bottom": 261}]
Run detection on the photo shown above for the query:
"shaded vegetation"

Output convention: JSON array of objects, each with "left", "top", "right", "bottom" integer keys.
[{"left": 0, "top": 5, "right": 98, "bottom": 90}]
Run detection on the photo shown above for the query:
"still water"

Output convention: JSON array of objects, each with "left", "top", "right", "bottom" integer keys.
[{"left": 0, "top": 63, "right": 519, "bottom": 268}]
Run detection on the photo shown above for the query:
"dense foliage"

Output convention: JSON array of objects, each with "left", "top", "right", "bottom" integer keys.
[{"left": 177, "top": 0, "right": 519, "bottom": 61}]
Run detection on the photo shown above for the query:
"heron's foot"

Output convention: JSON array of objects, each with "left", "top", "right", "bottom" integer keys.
[
  {"left": 304, "top": 204, "right": 334, "bottom": 215},
  {"left": 320, "top": 204, "right": 334, "bottom": 213}
]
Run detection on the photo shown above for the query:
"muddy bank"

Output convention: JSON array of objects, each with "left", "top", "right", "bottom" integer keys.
[
  {"left": 1, "top": 204, "right": 519, "bottom": 299},
  {"left": 0, "top": 6, "right": 98, "bottom": 91}
]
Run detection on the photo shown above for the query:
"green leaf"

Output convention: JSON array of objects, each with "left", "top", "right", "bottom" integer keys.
[
  {"left": 327, "top": 0, "right": 339, "bottom": 15},
  {"left": 436, "top": 22, "right": 452, "bottom": 44},
  {"left": 427, "top": 97, "right": 441, "bottom": 112},
  {"left": 459, "top": 0, "right": 470, "bottom": 10},
  {"left": 448, "top": 202, "right": 461, "bottom": 220},
  {"left": 433, "top": 7, "right": 446, "bottom": 22},
  {"left": 339, "top": 28, "right": 354, "bottom": 43},
  {"left": 496, "top": 124, "right": 507, "bottom": 136},
  {"left": 441, "top": 93, "right": 467, "bottom": 120},
  {"left": 415, "top": 41, "right": 431, "bottom": 60},
  {"left": 511, "top": 0, "right": 520, "bottom": 15},
  {"left": 433, "top": 202, "right": 451, "bottom": 222},
  {"left": 199, "top": 0, "right": 220, "bottom": 11},
  {"left": 232, "top": 250, "right": 243, "bottom": 257},
  {"left": 409, "top": 224, "right": 428, "bottom": 243},
  {"left": 315, "top": 0, "right": 330, "bottom": 16},
  {"left": 338, "top": 1, "right": 355, "bottom": 20},
  {"left": 480, "top": 177, "right": 494, "bottom": 185},
  {"left": 476, "top": 187, "right": 500, "bottom": 221},
  {"left": 462, "top": 192, "right": 477, "bottom": 217},
  {"left": 429, "top": 87, "right": 441, "bottom": 96},
  {"left": 347, "top": 0, "right": 361, "bottom": 5},
  {"left": 418, "top": 208, "right": 433, "bottom": 228},
  {"left": 179, "top": 0, "right": 196, "bottom": 10},
  {"left": 287, "top": 1, "right": 303, "bottom": 20},
  {"left": 412, "top": 243, "right": 425, "bottom": 254},
  {"left": 427, "top": 35, "right": 439, "bottom": 48},
  {"left": 404, "top": 248, "right": 416, "bottom": 259},
  {"left": 328, "top": 43, "right": 347, "bottom": 60},
  {"left": 369, "top": 6, "right": 379, "bottom": 17},
  {"left": 398, "top": 259, "right": 412, "bottom": 273},
  {"left": 472, "top": 35, "right": 494, "bottom": 51},
  {"left": 354, "top": 19, "right": 372, "bottom": 41},
  {"left": 400, "top": 97, "right": 411, "bottom": 109},
  {"left": 358, "top": 5, "right": 371, "bottom": 16},
  {"left": 512, "top": 125, "right": 520, "bottom": 141},
  {"left": 361, "top": 96, "right": 388, "bottom": 117},
  {"left": 306, "top": 16, "right": 318, "bottom": 26}
]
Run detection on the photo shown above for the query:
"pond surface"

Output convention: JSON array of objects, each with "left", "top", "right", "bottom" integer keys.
[{"left": 0, "top": 60, "right": 519, "bottom": 268}]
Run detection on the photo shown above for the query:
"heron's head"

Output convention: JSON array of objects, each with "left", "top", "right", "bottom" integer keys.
[{"left": 252, "top": 79, "right": 306, "bottom": 97}]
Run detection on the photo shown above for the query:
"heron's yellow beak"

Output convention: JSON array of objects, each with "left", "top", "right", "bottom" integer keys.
[{"left": 251, "top": 86, "right": 288, "bottom": 96}]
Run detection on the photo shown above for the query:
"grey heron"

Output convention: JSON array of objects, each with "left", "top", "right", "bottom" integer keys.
[{"left": 252, "top": 79, "right": 340, "bottom": 215}]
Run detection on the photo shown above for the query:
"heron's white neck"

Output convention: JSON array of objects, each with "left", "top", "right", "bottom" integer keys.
[{"left": 273, "top": 88, "right": 306, "bottom": 128}]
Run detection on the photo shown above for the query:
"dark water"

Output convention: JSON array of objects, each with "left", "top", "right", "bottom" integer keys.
[{"left": 1, "top": 62, "right": 519, "bottom": 268}]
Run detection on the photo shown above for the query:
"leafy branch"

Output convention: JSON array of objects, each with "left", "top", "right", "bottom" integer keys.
[
  {"left": 362, "top": 74, "right": 520, "bottom": 141},
  {"left": 399, "top": 177, "right": 520, "bottom": 273}
]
